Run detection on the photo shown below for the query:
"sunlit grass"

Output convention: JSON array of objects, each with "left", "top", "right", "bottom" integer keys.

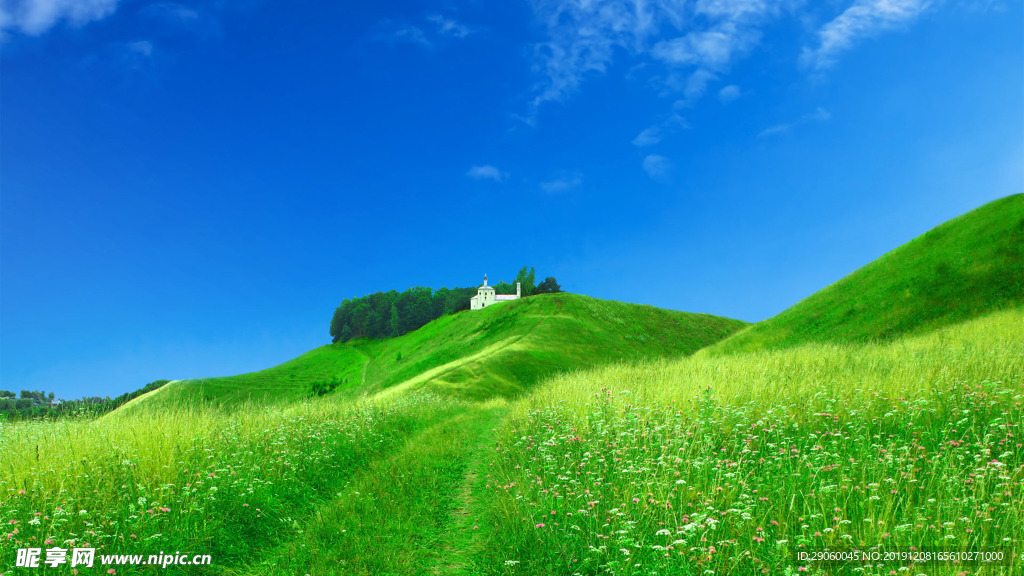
[
  {"left": 714, "top": 193, "right": 1023, "bottom": 354},
  {"left": 0, "top": 393, "right": 464, "bottom": 573},
  {"left": 480, "top": 308, "right": 1024, "bottom": 575},
  {"left": 135, "top": 293, "right": 746, "bottom": 410},
  {"left": 1, "top": 307, "right": 1019, "bottom": 575}
]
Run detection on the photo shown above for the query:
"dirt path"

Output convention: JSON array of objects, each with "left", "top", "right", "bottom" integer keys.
[
  {"left": 371, "top": 338, "right": 525, "bottom": 400},
  {"left": 373, "top": 306, "right": 556, "bottom": 400},
  {"left": 423, "top": 404, "right": 505, "bottom": 576},
  {"left": 351, "top": 346, "right": 372, "bottom": 390}
]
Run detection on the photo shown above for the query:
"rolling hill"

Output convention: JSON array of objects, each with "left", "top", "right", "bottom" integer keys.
[
  {"left": 712, "top": 193, "right": 1024, "bottom": 354},
  {"left": 126, "top": 293, "right": 746, "bottom": 410},
  {"left": 13, "top": 196, "right": 1024, "bottom": 576}
]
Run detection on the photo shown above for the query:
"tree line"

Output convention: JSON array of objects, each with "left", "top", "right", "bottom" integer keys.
[
  {"left": 0, "top": 380, "right": 171, "bottom": 421},
  {"left": 330, "top": 266, "right": 561, "bottom": 343}
]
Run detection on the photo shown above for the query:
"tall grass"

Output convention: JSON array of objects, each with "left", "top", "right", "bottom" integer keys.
[
  {"left": 249, "top": 399, "right": 509, "bottom": 576},
  {"left": 0, "top": 393, "right": 464, "bottom": 573},
  {"left": 2, "top": 308, "right": 1019, "bottom": 574},
  {"left": 480, "top": 308, "right": 1023, "bottom": 575},
  {"left": 714, "top": 193, "right": 1023, "bottom": 354}
]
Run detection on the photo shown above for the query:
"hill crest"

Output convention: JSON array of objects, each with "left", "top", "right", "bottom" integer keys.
[
  {"left": 712, "top": 194, "right": 1024, "bottom": 354},
  {"left": 125, "top": 293, "right": 747, "bottom": 410}
]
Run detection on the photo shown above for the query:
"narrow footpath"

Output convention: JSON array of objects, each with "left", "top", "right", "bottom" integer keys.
[{"left": 242, "top": 402, "right": 507, "bottom": 576}]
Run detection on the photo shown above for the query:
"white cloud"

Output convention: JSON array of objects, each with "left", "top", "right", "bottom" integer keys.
[
  {"left": 803, "top": 106, "right": 831, "bottom": 122},
  {"left": 695, "top": 0, "right": 773, "bottom": 19},
  {"left": 682, "top": 68, "right": 718, "bottom": 101},
  {"left": 801, "top": 0, "right": 931, "bottom": 71},
  {"left": 526, "top": 0, "right": 783, "bottom": 113},
  {"left": 141, "top": 2, "right": 221, "bottom": 39},
  {"left": 526, "top": 0, "right": 677, "bottom": 108},
  {"left": 651, "top": 24, "right": 750, "bottom": 71},
  {"left": 632, "top": 126, "right": 662, "bottom": 147},
  {"left": 526, "top": 0, "right": 946, "bottom": 117},
  {"left": 632, "top": 113, "right": 687, "bottom": 147},
  {"left": 374, "top": 14, "right": 478, "bottom": 50},
  {"left": 642, "top": 154, "right": 671, "bottom": 179},
  {"left": 1, "top": 0, "right": 121, "bottom": 37},
  {"left": 540, "top": 176, "right": 582, "bottom": 193},
  {"left": 427, "top": 14, "right": 475, "bottom": 38},
  {"left": 144, "top": 2, "right": 199, "bottom": 24},
  {"left": 758, "top": 106, "right": 831, "bottom": 137},
  {"left": 757, "top": 123, "right": 792, "bottom": 137},
  {"left": 718, "top": 83, "right": 741, "bottom": 102},
  {"left": 119, "top": 39, "right": 156, "bottom": 70},
  {"left": 374, "top": 20, "right": 431, "bottom": 48},
  {"left": 126, "top": 39, "right": 153, "bottom": 57},
  {"left": 466, "top": 165, "right": 508, "bottom": 182}
]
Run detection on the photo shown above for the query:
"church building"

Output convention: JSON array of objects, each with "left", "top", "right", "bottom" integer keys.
[{"left": 470, "top": 274, "right": 521, "bottom": 310}]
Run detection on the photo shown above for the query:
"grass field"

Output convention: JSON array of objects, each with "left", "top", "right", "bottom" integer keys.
[
  {"left": 0, "top": 393, "right": 467, "bottom": 574},
  {"left": 6, "top": 308, "right": 1014, "bottom": 575},
  {"left": 477, "top": 307, "right": 1023, "bottom": 575},
  {"left": 131, "top": 293, "right": 746, "bottom": 410},
  {"left": 713, "top": 193, "right": 1024, "bottom": 354},
  {"left": 1, "top": 196, "right": 1021, "bottom": 575}
]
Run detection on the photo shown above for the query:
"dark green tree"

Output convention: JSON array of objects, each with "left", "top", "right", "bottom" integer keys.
[
  {"left": 515, "top": 266, "right": 537, "bottom": 296},
  {"left": 536, "top": 276, "right": 562, "bottom": 294},
  {"left": 494, "top": 280, "right": 515, "bottom": 294},
  {"left": 389, "top": 303, "right": 402, "bottom": 337},
  {"left": 327, "top": 270, "right": 560, "bottom": 343}
]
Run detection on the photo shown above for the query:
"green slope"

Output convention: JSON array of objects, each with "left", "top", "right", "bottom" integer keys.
[
  {"left": 140, "top": 345, "right": 370, "bottom": 406},
  {"left": 713, "top": 193, "right": 1024, "bottom": 354},
  {"left": 128, "top": 293, "right": 746, "bottom": 409}
]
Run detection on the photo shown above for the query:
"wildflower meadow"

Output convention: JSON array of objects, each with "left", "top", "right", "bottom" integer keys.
[
  {"left": 0, "top": 393, "right": 463, "bottom": 574},
  {"left": 0, "top": 310, "right": 1020, "bottom": 575},
  {"left": 479, "top": 309, "right": 1023, "bottom": 575}
]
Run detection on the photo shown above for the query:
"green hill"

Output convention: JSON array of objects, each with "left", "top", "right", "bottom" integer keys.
[
  {"left": 713, "top": 194, "right": 1024, "bottom": 354},
  {"left": 127, "top": 293, "right": 746, "bottom": 409}
]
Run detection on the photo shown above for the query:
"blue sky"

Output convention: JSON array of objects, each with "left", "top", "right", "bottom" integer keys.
[{"left": 1, "top": 0, "right": 1021, "bottom": 399}]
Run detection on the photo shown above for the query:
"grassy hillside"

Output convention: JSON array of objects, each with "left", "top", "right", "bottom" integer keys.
[
  {"left": 6, "top": 309, "right": 1020, "bottom": 575},
  {"left": 133, "top": 346, "right": 370, "bottom": 408},
  {"left": 130, "top": 293, "right": 746, "bottom": 409},
  {"left": 480, "top": 307, "right": 1024, "bottom": 575},
  {"left": 714, "top": 194, "right": 1024, "bottom": 354},
  {"left": 4, "top": 300, "right": 1019, "bottom": 575},
  {"left": 356, "top": 293, "right": 746, "bottom": 400},
  {"left": 0, "top": 392, "right": 467, "bottom": 574}
]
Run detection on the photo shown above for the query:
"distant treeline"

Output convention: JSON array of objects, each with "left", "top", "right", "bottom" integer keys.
[
  {"left": 330, "top": 267, "right": 562, "bottom": 343},
  {"left": 0, "top": 379, "right": 170, "bottom": 420}
]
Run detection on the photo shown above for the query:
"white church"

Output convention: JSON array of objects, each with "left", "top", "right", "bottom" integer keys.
[{"left": 470, "top": 274, "right": 521, "bottom": 310}]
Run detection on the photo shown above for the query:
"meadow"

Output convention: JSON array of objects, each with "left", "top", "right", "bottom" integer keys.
[
  {"left": 476, "top": 308, "right": 1023, "bottom": 575},
  {"left": 4, "top": 308, "right": 1016, "bottom": 575},
  {"left": 0, "top": 293, "right": 747, "bottom": 575},
  {"left": 0, "top": 393, "right": 467, "bottom": 574},
  {"left": 1, "top": 197, "right": 1019, "bottom": 574},
  {"left": 131, "top": 293, "right": 745, "bottom": 410}
]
